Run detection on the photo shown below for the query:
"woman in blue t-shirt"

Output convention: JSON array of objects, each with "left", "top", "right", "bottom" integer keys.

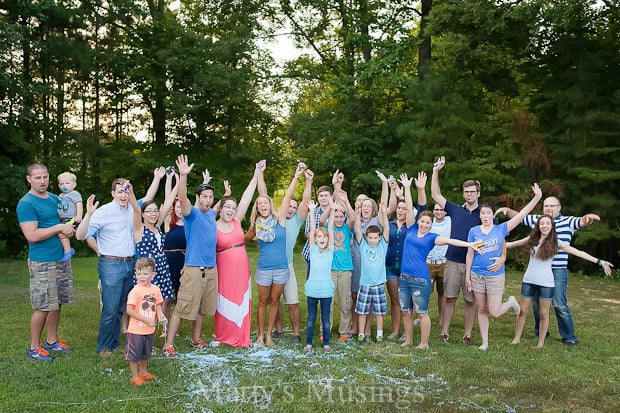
[
  {"left": 465, "top": 183, "right": 542, "bottom": 351},
  {"left": 248, "top": 163, "right": 299, "bottom": 346},
  {"left": 398, "top": 172, "right": 481, "bottom": 349}
]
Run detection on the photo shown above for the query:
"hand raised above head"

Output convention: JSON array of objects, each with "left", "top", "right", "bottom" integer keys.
[
  {"left": 307, "top": 199, "right": 317, "bottom": 210},
  {"left": 153, "top": 166, "right": 166, "bottom": 180},
  {"left": 433, "top": 156, "right": 446, "bottom": 171},
  {"left": 305, "top": 169, "right": 314, "bottom": 181},
  {"left": 375, "top": 170, "right": 388, "bottom": 183},
  {"left": 414, "top": 171, "right": 427, "bottom": 189},
  {"left": 176, "top": 155, "right": 194, "bottom": 176},
  {"left": 201, "top": 169, "right": 211, "bottom": 184},
  {"left": 398, "top": 173, "right": 413, "bottom": 188}
]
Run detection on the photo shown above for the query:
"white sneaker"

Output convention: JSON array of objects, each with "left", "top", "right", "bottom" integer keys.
[
  {"left": 479, "top": 344, "right": 488, "bottom": 351},
  {"left": 413, "top": 319, "right": 420, "bottom": 326},
  {"left": 508, "top": 296, "right": 520, "bottom": 315}
]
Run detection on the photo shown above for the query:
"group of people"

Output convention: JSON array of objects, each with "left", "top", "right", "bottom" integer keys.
[{"left": 17, "top": 156, "right": 614, "bottom": 383}]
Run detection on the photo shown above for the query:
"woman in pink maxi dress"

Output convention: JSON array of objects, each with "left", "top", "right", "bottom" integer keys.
[
  {"left": 213, "top": 164, "right": 262, "bottom": 347},
  {"left": 215, "top": 218, "right": 252, "bottom": 347}
]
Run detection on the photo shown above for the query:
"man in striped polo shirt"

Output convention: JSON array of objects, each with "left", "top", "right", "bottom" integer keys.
[{"left": 497, "top": 196, "right": 600, "bottom": 346}]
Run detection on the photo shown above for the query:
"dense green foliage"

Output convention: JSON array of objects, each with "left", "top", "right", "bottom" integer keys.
[{"left": 1, "top": 0, "right": 618, "bottom": 264}]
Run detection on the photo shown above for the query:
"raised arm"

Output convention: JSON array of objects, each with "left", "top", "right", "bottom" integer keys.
[
  {"left": 506, "top": 183, "right": 543, "bottom": 232},
  {"left": 257, "top": 160, "right": 267, "bottom": 196},
  {"left": 143, "top": 166, "right": 166, "bottom": 202},
  {"left": 175, "top": 155, "right": 194, "bottom": 216},
  {"left": 379, "top": 202, "right": 389, "bottom": 242},
  {"left": 338, "top": 189, "right": 356, "bottom": 229},
  {"left": 431, "top": 156, "right": 447, "bottom": 208},
  {"left": 414, "top": 171, "right": 428, "bottom": 208},
  {"left": 494, "top": 207, "right": 518, "bottom": 219},
  {"left": 157, "top": 179, "right": 179, "bottom": 227},
  {"left": 327, "top": 202, "right": 336, "bottom": 249},
  {"left": 562, "top": 244, "right": 614, "bottom": 276},
  {"left": 307, "top": 200, "right": 318, "bottom": 246},
  {"left": 76, "top": 194, "right": 99, "bottom": 240},
  {"left": 235, "top": 164, "right": 260, "bottom": 221},
  {"left": 376, "top": 170, "right": 390, "bottom": 207},
  {"left": 387, "top": 177, "right": 402, "bottom": 217},
  {"left": 277, "top": 163, "right": 305, "bottom": 225},
  {"left": 297, "top": 168, "right": 314, "bottom": 221},
  {"left": 354, "top": 202, "right": 363, "bottom": 243},
  {"left": 127, "top": 182, "right": 144, "bottom": 243},
  {"left": 399, "top": 173, "right": 415, "bottom": 227}
]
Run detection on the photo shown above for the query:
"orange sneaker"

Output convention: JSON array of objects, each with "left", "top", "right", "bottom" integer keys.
[{"left": 338, "top": 335, "right": 348, "bottom": 342}]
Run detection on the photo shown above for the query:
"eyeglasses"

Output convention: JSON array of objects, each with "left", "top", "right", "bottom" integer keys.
[
  {"left": 543, "top": 204, "right": 559, "bottom": 208},
  {"left": 463, "top": 190, "right": 478, "bottom": 195}
]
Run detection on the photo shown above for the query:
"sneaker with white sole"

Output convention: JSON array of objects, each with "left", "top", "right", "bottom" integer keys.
[{"left": 508, "top": 296, "right": 520, "bottom": 315}]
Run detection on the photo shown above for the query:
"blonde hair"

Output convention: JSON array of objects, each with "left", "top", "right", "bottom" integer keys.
[
  {"left": 57, "top": 171, "right": 77, "bottom": 184},
  {"left": 135, "top": 257, "right": 156, "bottom": 272},
  {"left": 250, "top": 195, "right": 278, "bottom": 227}
]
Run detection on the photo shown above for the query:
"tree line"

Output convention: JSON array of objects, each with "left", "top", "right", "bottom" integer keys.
[{"left": 1, "top": 0, "right": 618, "bottom": 270}]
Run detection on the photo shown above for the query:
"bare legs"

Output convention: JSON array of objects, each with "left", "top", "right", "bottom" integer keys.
[
  {"left": 31, "top": 308, "right": 61, "bottom": 349},
  {"left": 476, "top": 293, "right": 514, "bottom": 349},
  {"left": 257, "top": 283, "right": 285, "bottom": 345},
  {"left": 513, "top": 297, "right": 551, "bottom": 348},
  {"left": 387, "top": 278, "right": 401, "bottom": 336}
]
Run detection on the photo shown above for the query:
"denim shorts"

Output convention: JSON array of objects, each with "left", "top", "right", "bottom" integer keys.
[
  {"left": 521, "top": 282, "right": 554, "bottom": 301},
  {"left": 256, "top": 268, "right": 290, "bottom": 287},
  {"left": 398, "top": 274, "right": 432, "bottom": 314}
]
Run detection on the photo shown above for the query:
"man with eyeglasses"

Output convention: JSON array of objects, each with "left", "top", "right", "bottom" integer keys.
[
  {"left": 496, "top": 197, "right": 600, "bottom": 346},
  {"left": 431, "top": 156, "right": 505, "bottom": 345},
  {"left": 426, "top": 204, "right": 451, "bottom": 327},
  {"left": 77, "top": 168, "right": 168, "bottom": 356}
]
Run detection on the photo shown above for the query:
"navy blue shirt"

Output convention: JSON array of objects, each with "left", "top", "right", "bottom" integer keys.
[{"left": 444, "top": 201, "right": 482, "bottom": 264}]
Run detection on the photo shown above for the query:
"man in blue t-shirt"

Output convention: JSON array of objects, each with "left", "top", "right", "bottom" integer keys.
[
  {"left": 162, "top": 155, "right": 218, "bottom": 357},
  {"left": 17, "top": 163, "right": 76, "bottom": 361}
]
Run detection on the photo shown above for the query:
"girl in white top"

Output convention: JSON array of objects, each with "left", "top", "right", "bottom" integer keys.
[{"left": 507, "top": 214, "right": 613, "bottom": 348}]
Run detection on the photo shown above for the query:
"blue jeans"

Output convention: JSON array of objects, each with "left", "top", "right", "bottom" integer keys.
[
  {"left": 533, "top": 268, "right": 577, "bottom": 343},
  {"left": 306, "top": 296, "right": 332, "bottom": 346},
  {"left": 97, "top": 258, "right": 134, "bottom": 353},
  {"left": 398, "top": 275, "right": 432, "bottom": 314}
]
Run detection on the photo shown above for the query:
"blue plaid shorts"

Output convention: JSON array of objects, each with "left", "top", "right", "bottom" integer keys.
[{"left": 355, "top": 284, "right": 387, "bottom": 315}]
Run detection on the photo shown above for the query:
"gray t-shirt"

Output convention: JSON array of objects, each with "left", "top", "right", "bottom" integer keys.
[{"left": 58, "top": 190, "right": 82, "bottom": 221}]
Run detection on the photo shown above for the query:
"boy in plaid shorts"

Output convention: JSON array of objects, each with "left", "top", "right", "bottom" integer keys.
[{"left": 354, "top": 201, "right": 390, "bottom": 343}]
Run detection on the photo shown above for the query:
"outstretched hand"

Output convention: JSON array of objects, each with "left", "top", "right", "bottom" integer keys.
[
  {"left": 176, "top": 155, "right": 194, "bottom": 176},
  {"left": 307, "top": 199, "right": 317, "bottom": 210},
  {"left": 375, "top": 170, "right": 389, "bottom": 183},
  {"left": 414, "top": 171, "right": 427, "bottom": 189},
  {"left": 398, "top": 173, "right": 413, "bottom": 188},
  {"left": 85, "top": 194, "right": 100, "bottom": 214},
  {"left": 433, "top": 156, "right": 446, "bottom": 172},
  {"left": 153, "top": 166, "right": 166, "bottom": 180}
]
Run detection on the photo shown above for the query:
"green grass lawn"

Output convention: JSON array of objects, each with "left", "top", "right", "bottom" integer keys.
[{"left": 1, "top": 253, "right": 619, "bottom": 412}]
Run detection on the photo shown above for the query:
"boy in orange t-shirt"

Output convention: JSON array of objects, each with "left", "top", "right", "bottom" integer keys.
[{"left": 125, "top": 258, "right": 166, "bottom": 386}]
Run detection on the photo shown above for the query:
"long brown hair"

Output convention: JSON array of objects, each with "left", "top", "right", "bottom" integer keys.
[{"left": 526, "top": 214, "right": 559, "bottom": 260}]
